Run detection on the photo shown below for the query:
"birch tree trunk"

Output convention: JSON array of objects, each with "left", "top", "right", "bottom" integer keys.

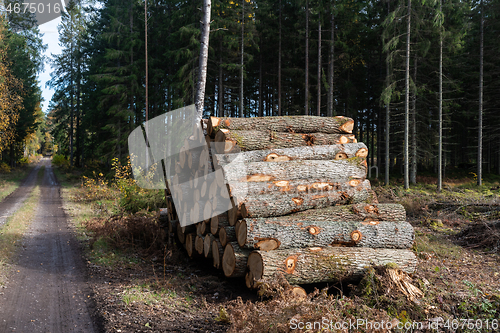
[{"left": 195, "top": 0, "right": 211, "bottom": 121}]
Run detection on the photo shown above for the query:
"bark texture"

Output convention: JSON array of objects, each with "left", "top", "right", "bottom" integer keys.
[
  {"left": 214, "top": 129, "right": 356, "bottom": 153},
  {"left": 238, "top": 219, "right": 414, "bottom": 250},
  {"left": 213, "top": 143, "right": 368, "bottom": 168},
  {"left": 207, "top": 115, "right": 354, "bottom": 137},
  {"left": 246, "top": 247, "right": 417, "bottom": 287}
]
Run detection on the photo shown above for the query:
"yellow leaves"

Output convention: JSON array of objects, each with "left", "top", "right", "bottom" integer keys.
[{"left": 0, "top": 19, "right": 23, "bottom": 155}]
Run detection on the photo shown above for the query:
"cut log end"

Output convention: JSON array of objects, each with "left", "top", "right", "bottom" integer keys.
[
  {"left": 356, "top": 147, "right": 369, "bottom": 158},
  {"left": 255, "top": 238, "right": 280, "bottom": 251},
  {"left": 339, "top": 119, "right": 354, "bottom": 134},
  {"left": 265, "top": 153, "right": 291, "bottom": 162}
]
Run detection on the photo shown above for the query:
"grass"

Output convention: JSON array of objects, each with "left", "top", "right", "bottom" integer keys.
[
  {"left": 0, "top": 166, "right": 44, "bottom": 286},
  {"left": 0, "top": 166, "right": 35, "bottom": 202}
]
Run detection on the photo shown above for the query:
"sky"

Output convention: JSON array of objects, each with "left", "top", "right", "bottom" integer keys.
[{"left": 38, "top": 17, "right": 62, "bottom": 114}]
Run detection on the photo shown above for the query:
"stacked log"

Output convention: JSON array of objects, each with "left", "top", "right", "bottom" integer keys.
[{"left": 164, "top": 115, "right": 416, "bottom": 287}]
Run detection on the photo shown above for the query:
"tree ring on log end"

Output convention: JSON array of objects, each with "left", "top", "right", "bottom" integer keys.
[
  {"left": 307, "top": 225, "right": 321, "bottom": 235},
  {"left": 292, "top": 197, "right": 304, "bottom": 205},
  {"left": 255, "top": 238, "right": 280, "bottom": 251},
  {"left": 350, "top": 230, "right": 363, "bottom": 243},
  {"left": 284, "top": 255, "right": 298, "bottom": 274},
  {"left": 335, "top": 152, "right": 348, "bottom": 160},
  {"left": 355, "top": 148, "right": 369, "bottom": 158},
  {"left": 339, "top": 136, "right": 349, "bottom": 144}
]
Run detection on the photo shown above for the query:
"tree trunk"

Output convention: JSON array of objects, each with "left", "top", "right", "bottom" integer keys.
[
  {"left": 305, "top": 0, "right": 309, "bottom": 115},
  {"left": 222, "top": 242, "right": 251, "bottom": 277},
  {"left": 237, "top": 219, "right": 414, "bottom": 250},
  {"left": 239, "top": 0, "right": 244, "bottom": 118},
  {"left": 208, "top": 115, "right": 354, "bottom": 137},
  {"left": 246, "top": 247, "right": 417, "bottom": 287},
  {"left": 410, "top": 55, "right": 417, "bottom": 184},
  {"left": 238, "top": 179, "right": 373, "bottom": 219},
  {"left": 327, "top": 5, "right": 334, "bottom": 117},
  {"left": 195, "top": 0, "right": 211, "bottom": 120},
  {"left": 214, "top": 130, "right": 356, "bottom": 153},
  {"left": 278, "top": 0, "right": 282, "bottom": 116},
  {"left": 478, "top": 0, "right": 483, "bottom": 186},
  {"left": 438, "top": 0, "right": 443, "bottom": 192},
  {"left": 317, "top": 18, "right": 322, "bottom": 116},
  {"left": 213, "top": 143, "right": 367, "bottom": 168},
  {"left": 404, "top": 0, "right": 411, "bottom": 189}
]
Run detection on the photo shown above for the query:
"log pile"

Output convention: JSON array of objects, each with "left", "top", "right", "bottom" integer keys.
[{"left": 163, "top": 115, "right": 416, "bottom": 289}]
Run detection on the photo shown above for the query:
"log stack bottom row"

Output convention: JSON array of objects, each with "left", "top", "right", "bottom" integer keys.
[{"left": 162, "top": 115, "right": 417, "bottom": 289}]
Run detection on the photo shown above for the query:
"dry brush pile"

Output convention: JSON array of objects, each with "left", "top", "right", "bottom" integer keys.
[{"left": 161, "top": 115, "right": 417, "bottom": 290}]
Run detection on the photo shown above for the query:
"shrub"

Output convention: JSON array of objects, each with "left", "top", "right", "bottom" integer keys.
[
  {"left": 52, "top": 154, "right": 70, "bottom": 168},
  {"left": 0, "top": 162, "right": 11, "bottom": 173}
]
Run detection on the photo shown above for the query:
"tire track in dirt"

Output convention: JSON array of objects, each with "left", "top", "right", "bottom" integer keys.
[
  {"left": 0, "top": 158, "right": 101, "bottom": 332},
  {"left": 0, "top": 164, "right": 41, "bottom": 228}
]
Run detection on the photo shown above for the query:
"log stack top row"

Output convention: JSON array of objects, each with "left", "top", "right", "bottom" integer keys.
[{"left": 164, "top": 115, "right": 416, "bottom": 290}]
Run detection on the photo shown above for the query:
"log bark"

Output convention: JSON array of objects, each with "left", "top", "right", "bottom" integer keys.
[
  {"left": 212, "top": 239, "right": 224, "bottom": 269},
  {"left": 239, "top": 179, "right": 372, "bottom": 219},
  {"left": 213, "top": 143, "right": 368, "bottom": 168},
  {"left": 222, "top": 242, "right": 251, "bottom": 278},
  {"left": 238, "top": 219, "right": 414, "bottom": 250},
  {"left": 244, "top": 203, "right": 406, "bottom": 224},
  {"left": 214, "top": 129, "right": 356, "bottom": 154},
  {"left": 204, "top": 233, "right": 216, "bottom": 258},
  {"left": 222, "top": 158, "right": 366, "bottom": 184},
  {"left": 246, "top": 247, "right": 417, "bottom": 287},
  {"left": 219, "top": 226, "right": 236, "bottom": 247},
  {"left": 207, "top": 115, "right": 354, "bottom": 137},
  {"left": 228, "top": 177, "right": 366, "bottom": 200}
]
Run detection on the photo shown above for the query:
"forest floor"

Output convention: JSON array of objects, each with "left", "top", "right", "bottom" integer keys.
[{"left": 2, "top": 163, "right": 499, "bottom": 332}]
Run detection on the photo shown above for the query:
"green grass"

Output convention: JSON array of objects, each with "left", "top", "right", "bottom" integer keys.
[{"left": 0, "top": 166, "right": 35, "bottom": 202}]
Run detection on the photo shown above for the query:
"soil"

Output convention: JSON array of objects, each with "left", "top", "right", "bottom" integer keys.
[{"left": 0, "top": 159, "right": 101, "bottom": 332}]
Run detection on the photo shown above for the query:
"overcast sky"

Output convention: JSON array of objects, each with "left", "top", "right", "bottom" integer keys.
[{"left": 39, "top": 17, "right": 62, "bottom": 114}]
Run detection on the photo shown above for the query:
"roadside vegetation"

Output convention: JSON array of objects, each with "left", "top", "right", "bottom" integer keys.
[
  {"left": 0, "top": 155, "right": 42, "bottom": 201},
  {"left": 54, "top": 161, "right": 500, "bottom": 332},
  {"left": 0, "top": 166, "right": 44, "bottom": 286}
]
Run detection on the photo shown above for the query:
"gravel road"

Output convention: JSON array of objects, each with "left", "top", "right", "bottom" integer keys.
[{"left": 0, "top": 158, "right": 101, "bottom": 332}]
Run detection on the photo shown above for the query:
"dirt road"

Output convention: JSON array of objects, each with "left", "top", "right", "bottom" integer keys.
[{"left": 0, "top": 158, "right": 100, "bottom": 332}]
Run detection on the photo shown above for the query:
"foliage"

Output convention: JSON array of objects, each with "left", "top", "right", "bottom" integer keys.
[{"left": 52, "top": 154, "right": 70, "bottom": 169}]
